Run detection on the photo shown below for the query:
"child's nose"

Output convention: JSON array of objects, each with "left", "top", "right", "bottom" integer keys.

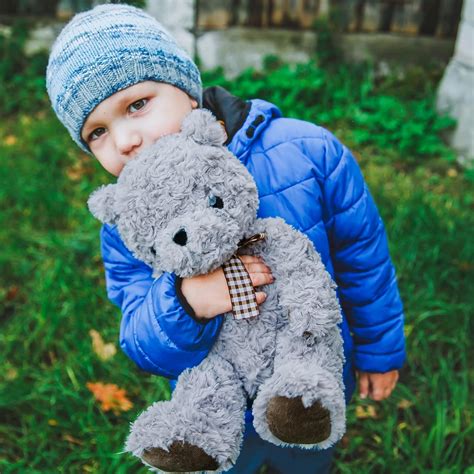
[{"left": 115, "top": 129, "right": 142, "bottom": 158}]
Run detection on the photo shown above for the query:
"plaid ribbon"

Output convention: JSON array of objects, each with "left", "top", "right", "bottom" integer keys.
[{"left": 222, "top": 233, "right": 266, "bottom": 321}]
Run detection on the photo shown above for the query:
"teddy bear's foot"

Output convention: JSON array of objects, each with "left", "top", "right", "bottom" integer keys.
[
  {"left": 252, "top": 359, "right": 346, "bottom": 449},
  {"left": 142, "top": 440, "right": 219, "bottom": 472},
  {"left": 266, "top": 396, "right": 331, "bottom": 444}
]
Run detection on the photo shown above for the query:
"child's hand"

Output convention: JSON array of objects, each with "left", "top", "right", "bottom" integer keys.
[
  {"left": 181, "top": 255, "right": 273, "bottom": 319},
  {"left": 357, "top": 370, "right": 399, "bottom": 401}
]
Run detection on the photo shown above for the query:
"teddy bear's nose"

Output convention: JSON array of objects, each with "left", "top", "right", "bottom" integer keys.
[{"left": 173, "top": 228, "right": 188, "bottom": 246}]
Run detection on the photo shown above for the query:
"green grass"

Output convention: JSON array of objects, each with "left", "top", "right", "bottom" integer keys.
[{"left": 0, "top": 59, "right": 473, "bottom": 472}]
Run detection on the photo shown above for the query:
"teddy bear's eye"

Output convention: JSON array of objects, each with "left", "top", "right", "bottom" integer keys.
[
  {"left": 208, "top": 194, "right": 224, "bottom": 209},
  {"left": 150, "top": 247, "right": 157, "bottom": 257}
]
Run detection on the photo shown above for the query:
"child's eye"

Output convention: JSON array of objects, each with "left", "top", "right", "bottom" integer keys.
[
  {"left": 89, "top": 127, "right": 106, "bottom": 142},
  {"left": 129, "top": 99, "right": 148, "bottom": 113}
]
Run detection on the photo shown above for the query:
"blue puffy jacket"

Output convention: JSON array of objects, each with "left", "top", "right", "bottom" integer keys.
[{"left": 99, "top": 87, "right": 405, "bottom": 399}]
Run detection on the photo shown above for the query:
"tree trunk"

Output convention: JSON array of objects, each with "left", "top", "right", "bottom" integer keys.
[
  {"left": 0, "top": 0, "right": 18, "bottom": 14},
  {"left": 266, "top": 0, "right": 275, "bottom": 27},
  {"left": 379, "top": 1, "right": 397, "bottom": 32},
  {"left": 418, "top": 0, "right": 442, "bottom": 36},
  {"left": 246, "top": 0, "right": 265, "bottom": 27},
  {"left": 439, "top": 0, "right": 463, "bottom": 38},
  {"left": 354, "top": 0, "right": 366, "bottom": 32},
  {"left": 229, "top": 0, "right": 241, "bottom": 26}
]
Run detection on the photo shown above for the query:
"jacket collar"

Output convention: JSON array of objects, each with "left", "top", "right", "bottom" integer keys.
[
  {"left": 203, "top": 86, "right": 250, "bottom": 145},
  {"left": 203, "top": 86, "right": 282, "bottom": 163}
]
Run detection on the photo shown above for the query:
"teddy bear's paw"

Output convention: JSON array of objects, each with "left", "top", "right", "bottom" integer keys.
[
  {"left": 266, "top": 396, "right": 331, "bottom": 444},
  {"left": 142, "top": 440, "right": 219, "bottom": 472}
]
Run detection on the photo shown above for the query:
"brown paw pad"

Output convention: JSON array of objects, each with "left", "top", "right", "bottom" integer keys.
[
  {"left": 266, "top": 396, "right": 331, "bottom": 444},
  {"left": 142, "top": 440, "right": 219, "bottom": 472}
]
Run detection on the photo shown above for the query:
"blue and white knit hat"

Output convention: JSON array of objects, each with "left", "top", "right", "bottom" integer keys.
[{"left": 46, "top": 3, "right": 202, "bottom": 152}]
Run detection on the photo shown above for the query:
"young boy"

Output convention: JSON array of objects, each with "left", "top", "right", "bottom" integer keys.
[{"left": 47, "top": 4, "right": 405, "bottom": 473}]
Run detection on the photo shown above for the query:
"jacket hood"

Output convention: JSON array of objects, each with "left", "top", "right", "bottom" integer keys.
[{"left": 203, "top": 86, "right": 282, "bottom": 161}]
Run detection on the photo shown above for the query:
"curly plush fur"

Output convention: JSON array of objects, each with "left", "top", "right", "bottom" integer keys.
[{"left": 88, "top": 110, "right": 346, "bottom": 473}]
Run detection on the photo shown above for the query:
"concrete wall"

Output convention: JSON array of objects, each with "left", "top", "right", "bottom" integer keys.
[
  {"left": 143, "top": 0, "right": 453, "bottom": 77},
  {"left": 196, "top": 29, "right": 453, "bottom": 77}
]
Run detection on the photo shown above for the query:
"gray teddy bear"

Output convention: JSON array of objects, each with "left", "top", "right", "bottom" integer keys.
[{"left": 88, "top": 109, "right": 346, "bottom": 473}]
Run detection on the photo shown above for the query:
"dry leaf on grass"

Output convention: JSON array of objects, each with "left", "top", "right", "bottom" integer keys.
[
  {"left": 65, "top": 153, "right": 93, "bottom": 181},
  {"left": 355, "top": 404, "right": 377, "bottom": 419},
  {"left": 89, "top": 329, "right": 116, "bottom": 361},
  {"left": 63, "top": 434, "right": 83, "bottom": 445},
  {"left": 86, "top": 382, "right": 133, "bottom": 415},
  {"left": 397, "top": 399, "right": 414, "bottom": 410},
  {"left": 6, "top": 367, "right": 18, "bottom": 381},
  {"left": 6, "top": 285, "right": 19, "bottom": 301},
  {"left": 4, "top": 135, "right": 17, "bottom": 146}
]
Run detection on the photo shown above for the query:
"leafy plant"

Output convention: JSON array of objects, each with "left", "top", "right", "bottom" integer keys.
[
  {"left": 202, "top": 57, "right": 457, "bottom": 168},
  {"left": 0, "top": 21, "right": 49, "bottom": 115}
]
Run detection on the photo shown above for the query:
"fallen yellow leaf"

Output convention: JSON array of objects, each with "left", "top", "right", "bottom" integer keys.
[
  {"left": 63, "top": 434, "right": 83, "bottom": 445},
  {"left": 20, "top": 115, "right": 32, "bottom": 126},
  {"left": 6, "top": 367, "right": 18, "bottom": 381},
  {"left": 404, "top": 323, "right": 413, "bottom": 338},
  {"left": 373, "top": 434, "right": 382, "bottom": 444},
  {"left": 356, "top": 404, "right": 377, "bottom": 419},
  {"left": 48, "top": 419, "right": 58, "bottom": 426},
  {"left": 89, "top": 329, "right": 116, "bottom": 361},
  {"left": 4, "top": 135, "right": 17, "bottom": 146},
  {"left": 397, "top": 399, "right": 414, "bottom": 410},
  {"left": 86, "top": 382, "right": 133, "bottom": 415}
]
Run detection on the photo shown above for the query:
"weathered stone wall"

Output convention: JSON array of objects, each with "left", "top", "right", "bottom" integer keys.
[
  {"left": 437, "top": 0, "right": 474, "bottom": 166},
  {"left": 139, "top": 0, "right": 455, "bottom": 76},
  {"left": 196, "top": 28, "right": 453, "bottom": 77},
  {"left": 191, "top": 0, "right": 461, "bottom": 36}
]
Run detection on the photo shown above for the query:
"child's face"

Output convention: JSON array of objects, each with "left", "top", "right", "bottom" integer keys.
[{"left": 81, "top": 81, "right": 198, "bottom": 176}]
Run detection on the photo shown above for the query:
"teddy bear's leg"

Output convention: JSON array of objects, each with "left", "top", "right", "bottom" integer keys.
[
  {"left": 252, "top": 326, "right": 346, "bottom": 450},
  {"left": 126, "top": 355, "right": 246, "bottom": 473}
]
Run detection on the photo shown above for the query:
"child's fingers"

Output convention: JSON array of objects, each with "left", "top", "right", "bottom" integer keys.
[
  {"left": 390, "top": 375, "right": 398, "bottom": 393},
  {"left": 369, "top": 371, "right": 399, "bottom": 400},
  {"left": 255, "top": 291, "right": 267, "bottom": 305},
  {"left": 240, "top": 255, "right": 271, "bottom": 269},
  {"left": 239, "top": 256, "right": 273, "bottom": 283},
  {"left": 358, "top": 372, "right": 369, "bottom": 399},
  {"left": 244, "top": 262, "right": 272, "bottom": 275},
  {"left": 370, "top": 386, "right": 386, "bottom": 401},
  {"left": 384, "top": 386, "right": 394, "bottom": 399},
  {"left": 239, "top": 255, "right": 264, "bottom": 264},
  {"left": 249, "top": 272, "right": 274, "bottom": 287}
]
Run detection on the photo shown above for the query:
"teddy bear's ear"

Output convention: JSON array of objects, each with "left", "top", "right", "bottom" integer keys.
[
  {"left": 87, "top": 184, "right": 118, "bottom": 225},
  {"left": 181, "top": 109, "right": 227, "bottom": 146}
]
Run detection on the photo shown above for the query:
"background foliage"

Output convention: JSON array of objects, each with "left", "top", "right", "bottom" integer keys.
[{"left": 0, "top": 25, "right": 473, "bottom": 473}]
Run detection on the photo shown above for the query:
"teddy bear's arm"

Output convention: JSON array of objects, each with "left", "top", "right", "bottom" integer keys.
[{"left": 257, "top": 217, "right": 342, "bottom": 339}]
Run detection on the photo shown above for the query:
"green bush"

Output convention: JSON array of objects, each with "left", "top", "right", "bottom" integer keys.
[
  {"left": 0, "top": 21, "right": 49, "bottom": 115},
  {"left": 202, "top": 57, "right": 456, "bottom": 167}
]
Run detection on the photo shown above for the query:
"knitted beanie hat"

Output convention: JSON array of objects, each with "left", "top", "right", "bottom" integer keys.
[{"left": 46, "top": 3, "right": 202, "bottom": 152}]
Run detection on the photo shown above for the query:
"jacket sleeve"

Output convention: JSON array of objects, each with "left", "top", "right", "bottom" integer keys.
[
  {"left": 100, "top": 223, "right": 223, "bottom": 379},
  {"left": 320, "top": 130, "right": 406, "bottom": 373}
]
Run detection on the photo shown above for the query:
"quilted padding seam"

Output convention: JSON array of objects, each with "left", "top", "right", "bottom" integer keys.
[
  {"left": 259, "top": 175, "right": 314, "bottom": 198},
  {"left": 261, "top": 135, "right": 324, "bottom": 155}
]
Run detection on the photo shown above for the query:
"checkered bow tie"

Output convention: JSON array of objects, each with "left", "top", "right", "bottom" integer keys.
[{"left": 222, "top": 233, "right": 267, "bottom": 321}]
